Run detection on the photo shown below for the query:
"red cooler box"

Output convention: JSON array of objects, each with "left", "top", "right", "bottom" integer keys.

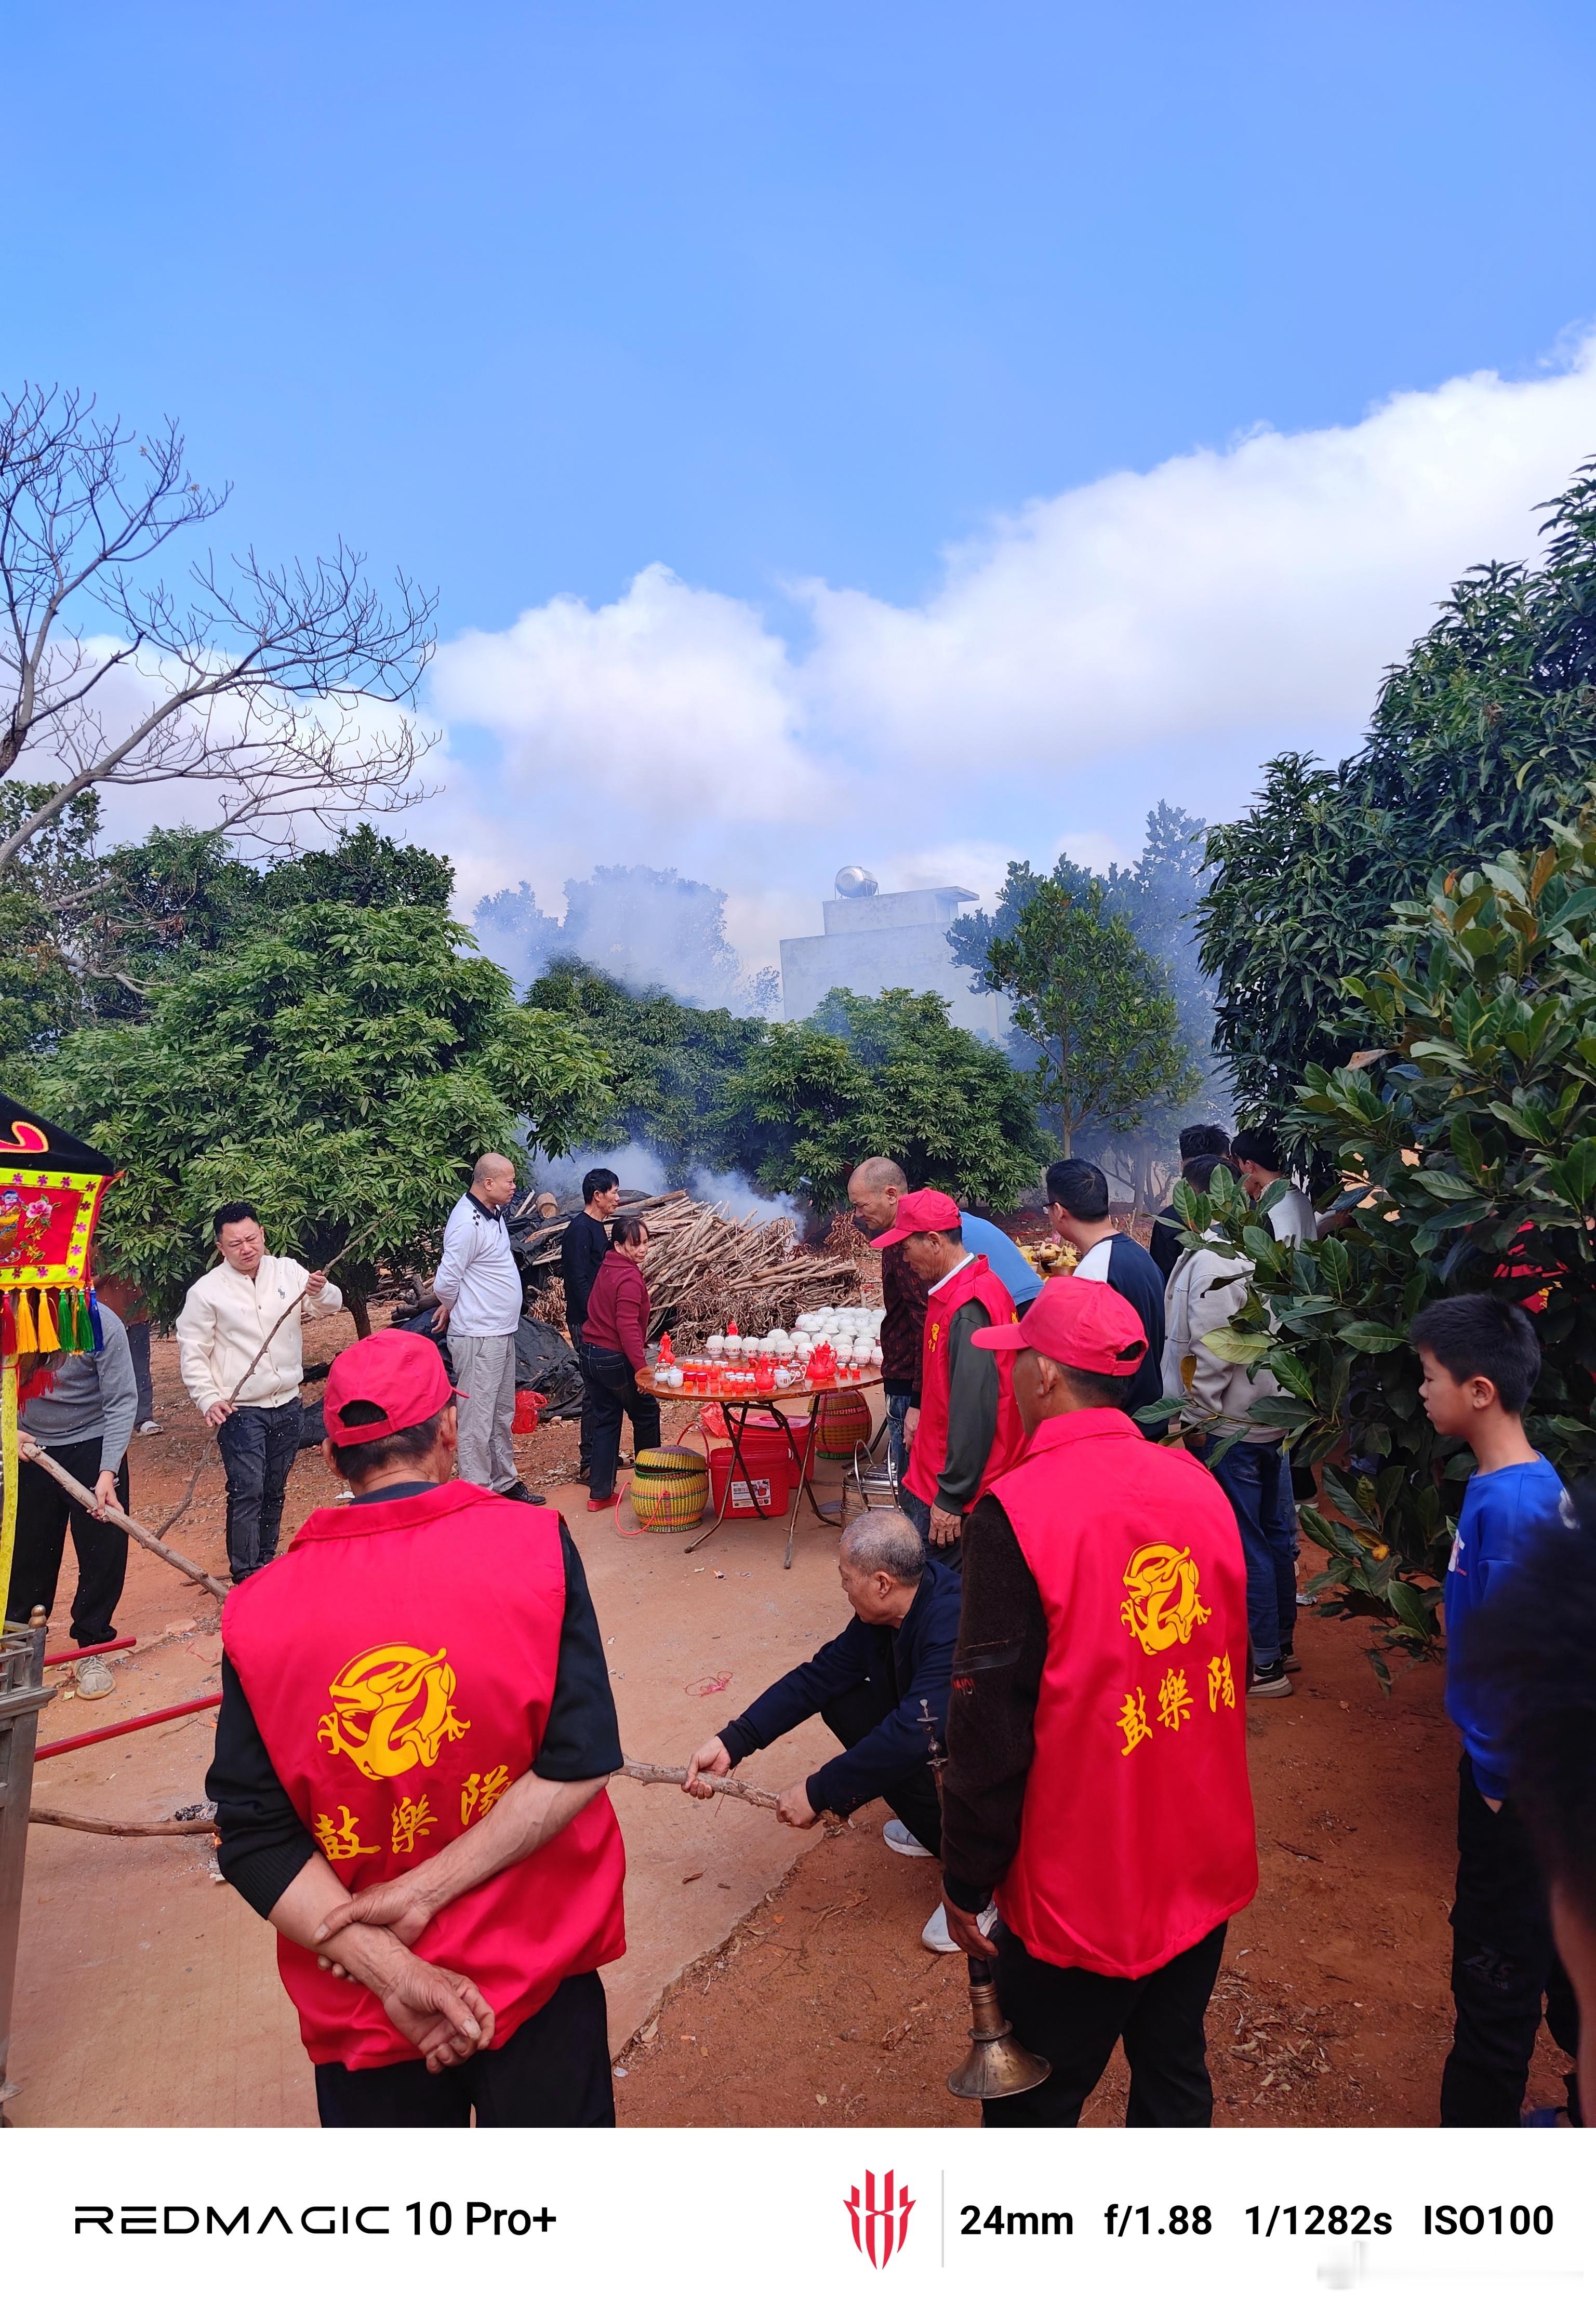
[{"left": 700, "top": 1410, "right": 813, "bottom": 1518}]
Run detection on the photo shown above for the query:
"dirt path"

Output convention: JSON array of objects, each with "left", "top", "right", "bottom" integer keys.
[
  {"left": 8, "top": 1322, "right": 857, "bottom": 2124},
  {"left": 8, "top": 1323, "right": 1576, "bottom": 2126},
  {"left": 617, "top": 1564, "right": 1576, "bottom": 2129}
]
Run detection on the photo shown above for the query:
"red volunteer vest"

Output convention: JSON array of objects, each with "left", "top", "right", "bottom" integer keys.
[
  {"left": 992, "top": 1411, "right": 1257, "bottom": 1976},
  {"left": 903, "top": 1255, "right": 1025, "bottom": 1508},
  {"left": 223, "top": 1483, "right": 627, "bottom": 2068}
]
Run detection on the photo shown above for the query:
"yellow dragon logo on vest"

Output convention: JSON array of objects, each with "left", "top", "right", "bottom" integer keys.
[
  {"left": 317, "top": 1643, "right": 471, "bottom": 1780},
  {"left": 1121, "top": 1543, "right": 1212, "bottom": 1656}
]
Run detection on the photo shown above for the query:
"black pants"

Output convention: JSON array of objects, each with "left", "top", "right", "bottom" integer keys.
[
  {"left": 983, "top": 1918, "right": 1228, "bottom": 2128},
  {"left": 126, "top": 1319, "right": 154, "bottom": 1426},
  {"left": 569, "top": 1320, "right": 596, "bottom": 1476},
  {"left": 586, "top": 1347, "right": 660, "bottom": 1502},
  {"left": 1441, "top": 1752, "right": 1581, "bottom": 2126},
  {"left": 313, "top": 1971, "right": 614, "bottom": 2128},
  {"left": 216, "top": 1401, "right": 302, "bottom": 1579},
  {"left": 819, "top": 1680, "right": 943, "bottom": 1855},
  {"left": 5, "top": 1440, "right": 129, "bottom": 1646}
]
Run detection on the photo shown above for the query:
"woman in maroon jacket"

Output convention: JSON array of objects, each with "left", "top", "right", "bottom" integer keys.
[{"left": 581, "top": 1217, "right": 661, "bottom": 1510}]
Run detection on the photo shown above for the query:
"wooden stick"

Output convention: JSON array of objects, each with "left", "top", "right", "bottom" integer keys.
[
  {"left": 28, "top": 1808, "right": 215, "bottom": 1837},
  {"left": 18, "top": 1437, "right": 229, "bottom": 1603},
  {"left": 620, "top": 1757, "right": 779, "bottom": 1810}
]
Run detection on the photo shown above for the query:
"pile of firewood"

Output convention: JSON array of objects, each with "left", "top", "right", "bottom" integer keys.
[{"left": 517, "top": 1189, "right": 871, "bottom": 1345}]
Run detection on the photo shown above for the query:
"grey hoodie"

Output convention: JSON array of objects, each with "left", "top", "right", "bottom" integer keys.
[{"left": 20, "top": 1302, "right": 138, "bottom": 1473}]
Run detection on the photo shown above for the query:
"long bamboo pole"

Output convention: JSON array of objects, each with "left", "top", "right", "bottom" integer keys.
[{"left": 18, "top": 1437, "right": 228, "bottom": 1602}]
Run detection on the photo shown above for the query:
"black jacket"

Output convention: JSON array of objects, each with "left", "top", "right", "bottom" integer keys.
[
  {"left": 1148, "top": 1205, "right": 1184, "bottom": 1285},
  {"left": 560, "top": 1210, "right": 611, "bottom": 1329},
  {"left": 719, "top": 1556, "right": 960, "bottom": 1815}
]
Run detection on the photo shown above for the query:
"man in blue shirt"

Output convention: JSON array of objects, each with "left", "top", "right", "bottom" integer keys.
[
  {"left": 956, "top": 1211, "right": 1043, "bottom": 1308},
  {"left": 1411, "top": 1293, "right": 1578, "bottom": 2126}
]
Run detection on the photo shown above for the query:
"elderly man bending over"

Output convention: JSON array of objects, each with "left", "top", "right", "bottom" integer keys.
[{"left": 683, "top": 1512, "right": 993, "bottom": 1953}]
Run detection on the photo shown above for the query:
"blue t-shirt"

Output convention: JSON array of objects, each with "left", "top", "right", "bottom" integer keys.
[
  {"left": 1444, "top": 1452, "right": 1570, "bottom": 1801},
  {"left": 957, "top": 1213, "right": 1042, "bottom": 1305}
]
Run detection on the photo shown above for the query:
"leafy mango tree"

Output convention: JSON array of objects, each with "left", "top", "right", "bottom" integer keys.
[
  {"left": 1143, "top": 796, "right": 1596, "bottom": 1685},
  {"left": 35, "top": 902, "right": 613, "bottom": 1328}
]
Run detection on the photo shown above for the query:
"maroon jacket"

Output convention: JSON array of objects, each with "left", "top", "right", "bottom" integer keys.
[
  {"left": 582, "top": 1251, "right": 652, "bottom": 1372},
  {"left": 880, "top": 1240, "right": 929, "bottom": 1393}
]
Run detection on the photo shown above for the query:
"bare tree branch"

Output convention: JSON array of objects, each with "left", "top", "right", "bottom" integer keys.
[{"left": 0, "top": 384, "right": 437, "bottom": 876}]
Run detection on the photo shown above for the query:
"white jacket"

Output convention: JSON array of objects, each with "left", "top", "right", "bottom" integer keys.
[
  {"left": 432, "top": 1193, "right": 523, "bottom": 1337},
  {"left": 176, "top": 1255, "right": 343, "bottom": 1414},
  {"left": 1161, "top": 1239, "right": 1281, "bottom": 1442}
]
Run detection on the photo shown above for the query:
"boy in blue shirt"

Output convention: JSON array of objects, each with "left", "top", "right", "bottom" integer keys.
[{"left": 1411, "top": 1293, "right": 1579, "bottom": 2126}]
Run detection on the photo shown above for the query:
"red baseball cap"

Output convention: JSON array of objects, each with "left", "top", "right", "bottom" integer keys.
[
  {"left": 871, "top": 1186, "right": 964, "bottom": 1248},
  {"left": 323, "top": 1328, "right": 462, "bottom": 1444},
  {"left": 970, "top": 1274, "right": 1148, "bottom": 1373}
]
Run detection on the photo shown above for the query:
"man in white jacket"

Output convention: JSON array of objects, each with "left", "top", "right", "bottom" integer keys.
[
  {"left": 177, "top": 1202, "right": 342, "bottom": 1581},
  {"left": 430, "top": 1153, "right": 538, "bottom": 1503},
  {"left": 1161, "top": 1155, "right": 1299, "bottom": 1699}
]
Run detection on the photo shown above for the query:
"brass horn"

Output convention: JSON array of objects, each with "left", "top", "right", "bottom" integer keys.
[{"left": 947, "top": 1956, "right": 1051, "bottom": 2101}]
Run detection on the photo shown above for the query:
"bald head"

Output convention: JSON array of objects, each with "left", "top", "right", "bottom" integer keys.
[
  {"left": 847, "top": 1157, "right": 908, "bottom": 1240},
  {"left": 850, "top": 1157, "right": 908, "bottom": 1194},
  {"left": 471, "top": 1152, "right": 517, "bottom": 1209}
]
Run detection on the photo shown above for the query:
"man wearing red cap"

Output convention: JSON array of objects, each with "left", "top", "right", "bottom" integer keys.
[
  {"left": 206, "top": 1328, "right": 626, "bottom": 2125},
  {"left": 870, "top": 1187, "right": 1025, "bottom": 1562},
  {"left": 938, "top": 1277, "right": 1257, "bottom": 2127}
]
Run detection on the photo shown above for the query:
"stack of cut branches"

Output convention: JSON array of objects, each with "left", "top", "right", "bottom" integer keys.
[{"left": 517, "top": 1188, "right": 870, "bottom": 1345}]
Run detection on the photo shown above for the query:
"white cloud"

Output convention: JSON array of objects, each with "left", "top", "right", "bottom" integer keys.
[
  {"left": 432, "top": 563, "right": 828, "bottom": 824},
  {"left": 427, "top": 332, "right": 1596, "bottom": 960},
  {"left": 801, "top": 339, "right": 1596, "bottom": 770}
]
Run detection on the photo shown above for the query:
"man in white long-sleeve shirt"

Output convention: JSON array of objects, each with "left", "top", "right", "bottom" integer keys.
[
  {"left": 177, "top": 1201, "right": 342, "bottom": 1580},
  {"left": 431, "top": 1153, "right": 538, "bottom": 1503}
]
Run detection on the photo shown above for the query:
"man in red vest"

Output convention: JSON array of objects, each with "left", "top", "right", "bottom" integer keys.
[
  {"left": 939, "top": 1278, "right": 1257, "bottom": 2126},
  {"left": 206, "top": 1329, "right": 626, "bottom": 2126},
  {"left": 870, "top": 1187, "right": 1025, "bottom": 1563}
]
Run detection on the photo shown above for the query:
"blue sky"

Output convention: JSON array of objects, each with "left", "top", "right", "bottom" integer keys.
[{"left": 8, "top": 3, "right": 1596, "bottom": 955}]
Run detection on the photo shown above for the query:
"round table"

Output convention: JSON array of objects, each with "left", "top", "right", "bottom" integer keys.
[{"left": 635, "top": 1369, "right": 877, "bottom": 1567}]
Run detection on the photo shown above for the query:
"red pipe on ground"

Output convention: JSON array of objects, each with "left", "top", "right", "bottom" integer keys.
[
  {"left": 35, "top": 1691, "right": 221, "bottom": 1761},
  {"left": 43, "top": 1636, "right": 138, "bottom": 1669}
]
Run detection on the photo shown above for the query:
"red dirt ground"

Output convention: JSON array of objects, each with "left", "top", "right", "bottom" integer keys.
[{"left": 7, "top": 1317, "right": 1577, "bottom": 2127}]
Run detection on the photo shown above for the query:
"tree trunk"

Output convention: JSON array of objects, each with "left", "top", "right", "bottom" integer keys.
[{"left": 347, "top": 1291, "right": 371, "bottom": 1339}]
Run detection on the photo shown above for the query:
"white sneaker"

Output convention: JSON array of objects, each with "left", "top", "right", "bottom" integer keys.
[
  {"left": 74, "top": 1656, "right": 116, "bottom": 1700},
  {"left": 137, "top": 1419, "right": 164, "bottom": 1436},
  {"left": 922, "top": 1901, "right": 1000, "bottom": 1954},
  {"left": 883, "top": 1818, "right": 936, "bottom": 1859}
]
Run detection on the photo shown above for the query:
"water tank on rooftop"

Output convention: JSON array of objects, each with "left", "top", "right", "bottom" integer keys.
[{"left": 835, "top": 865, "right": 879, "bottom": 899}]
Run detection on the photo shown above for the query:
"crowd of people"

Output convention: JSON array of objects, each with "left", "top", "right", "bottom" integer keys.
[{"left": 7, "top": 1125, "right": 1592, "bottom": 2136}]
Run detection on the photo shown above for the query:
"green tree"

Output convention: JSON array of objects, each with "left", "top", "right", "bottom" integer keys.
[
  {"left": 1201, "top": 463, "right": 1596, "bottom": 1127},
  {"left": 980, "top": 879, "right": 1196, "bottom": 1154},
  {"left": 1, "top": 808, "right": 457, "bottom": 1049},
  {"left": 1153, "top": 796, "right": 1596, "bottom": 1681},
  {"left": 526, "top": 956, "right": 765, "bottom": 1181},
  {"left": 717, "top": 987, "right": 1049, "bottom": 1209},
  {"left": 36, "top": 904, "right": 610, "bottom": 1329}
]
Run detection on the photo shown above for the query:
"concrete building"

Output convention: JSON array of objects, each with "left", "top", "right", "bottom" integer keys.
[{"left": 779, "top": 869, "right": 1010, "bottom": 1040}]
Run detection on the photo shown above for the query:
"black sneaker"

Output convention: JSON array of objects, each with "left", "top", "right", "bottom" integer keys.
[
  {"left": 500, "top": 1480, "right": 546, "bottom": 1506},
  {"left": 1281, "top": 1643, "right": 1304, "bottom": 1672},
  {"left": 1248, "top": 1659, "right": 1293, "bottom": 1698}
]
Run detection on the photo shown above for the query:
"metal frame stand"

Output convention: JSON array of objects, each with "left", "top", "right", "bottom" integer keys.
[
  {"left": 682, "top": 1390, "right": 845, "bottom": 1567},
  {"left": 1, "top": 1609, "right": 56, "bottom": 2122}
]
